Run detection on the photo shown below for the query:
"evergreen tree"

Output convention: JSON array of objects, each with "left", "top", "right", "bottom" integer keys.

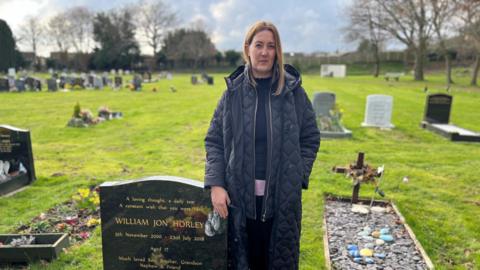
[{"left": 0, "top": 19, "right": 17, "bottom": 72}]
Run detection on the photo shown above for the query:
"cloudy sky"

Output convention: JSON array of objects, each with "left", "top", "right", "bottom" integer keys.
[{"left": 0, "top": 0, "right": 354, "bottom": 56}]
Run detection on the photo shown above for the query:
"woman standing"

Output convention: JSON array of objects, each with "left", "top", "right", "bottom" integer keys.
[{"left": 205, "top": 21, "right": 320, "bottom": 270}]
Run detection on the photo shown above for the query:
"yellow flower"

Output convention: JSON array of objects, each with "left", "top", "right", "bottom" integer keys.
[
  {"left": 86, "top": 218, "right": 101, "bottom": 227},
  {"left": 72, "top": 195, "right": 82, "bottom": 201},
  {"left": 78, "top": 188, "right": 90, "bottom": 198},
  {"left": 89, "top": 194, "right": 100, "bottom": 206}
]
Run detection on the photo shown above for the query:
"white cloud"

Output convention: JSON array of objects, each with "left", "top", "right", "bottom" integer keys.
[{"left": 0, "top": 0, "right": 354, "bottom": 55}]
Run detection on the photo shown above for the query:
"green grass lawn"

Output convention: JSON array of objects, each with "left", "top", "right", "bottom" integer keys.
[{"left": 0, "top": 72, "right": 479, "bottom": 269}]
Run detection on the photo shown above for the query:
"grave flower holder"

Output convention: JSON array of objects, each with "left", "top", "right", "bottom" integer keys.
[{"left": 0, "top": 233, "right": 69, "bottom": 263}]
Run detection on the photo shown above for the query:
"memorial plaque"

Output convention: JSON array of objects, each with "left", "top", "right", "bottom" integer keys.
[
  {"left": 361, "top": 95, "right": 394, "bottom": 128},
  {"left": 0, "top": 125, "right": 36, "bottom": 196},
  {"left": 313, "top": 92, "right": 335, "bottom": 117},
  {"left": 424, "top": 94, "right": 452, "bottom": 124},
  {"left": 100, "top": 176, "right": 227, "bottom": 270}
]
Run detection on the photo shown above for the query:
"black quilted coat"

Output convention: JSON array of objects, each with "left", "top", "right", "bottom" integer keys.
[{"left": 204, "top": 64, "right": 320, "bottom": 270}]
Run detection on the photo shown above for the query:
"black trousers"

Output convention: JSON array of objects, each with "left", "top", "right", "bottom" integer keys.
[{"left": 246, "top": 196, "right": 273, "bottom": 270}]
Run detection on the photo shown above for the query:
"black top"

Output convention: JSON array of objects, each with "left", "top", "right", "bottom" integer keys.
[{"left": 254, "top": 77, "right": 271, "bottom": 180}]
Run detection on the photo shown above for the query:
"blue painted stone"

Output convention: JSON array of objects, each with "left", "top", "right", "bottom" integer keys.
[
  {"left": 380, "top": 228, "right": 390, "bottom": 234},
  {"left": 374, "top": 253, "right": 386, "bottom": 259},
  {"left": 347, "top": 244, "right": 358, "bottom": 251},
  {"left": 349, "top": 250, "right": 360, "bottom": 257},
  {"left": 364, "top": 257, "right": 375, "bottom": 264},
  {"left": 380, "top": 234, "right": 394, "bottom": 242},
  {"left": 353, "top": 257, "right": 363, "bottom": 263}
]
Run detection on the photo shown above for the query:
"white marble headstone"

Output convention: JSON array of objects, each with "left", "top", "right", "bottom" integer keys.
[
  {"left": 8, "top": 68, "right": 16, "bottom": 77},
  {"left": 361, "top": 95, "right": 394, "bottom": 128}
]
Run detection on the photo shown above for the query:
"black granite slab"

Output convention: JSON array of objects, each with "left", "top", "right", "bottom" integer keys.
[
  {"left": 100, "top": 176, "right": 227, "bottom": 270},
  {"left": 424, "top": 94, "right": 452, "bottom": 124},
  {"left": 0, "top": 125, "right": 36, "bottom": 196}
]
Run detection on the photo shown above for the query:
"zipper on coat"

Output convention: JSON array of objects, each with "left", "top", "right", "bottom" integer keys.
[
  {"left": 252, "top": 87, "right": 258, "bottom": 220},
  {"left": 261, "top": 88, "right": 274, "bottom": 222}
]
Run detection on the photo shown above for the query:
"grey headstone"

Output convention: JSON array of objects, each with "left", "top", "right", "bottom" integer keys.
[
  {"left": 361, "top": 95, "right": 394, "bottom": 128},
  {"left": 93, "top": 76, "right": 104, "bottom": 89},
  {"left": 47, "top": 79, "right": 58, "bottom": 91},
  {"left": 313, "top": 92, "right": 336, "bottom": 117},
  {"left": 15, "top": 79, "right": 26, "bottom": 91}
]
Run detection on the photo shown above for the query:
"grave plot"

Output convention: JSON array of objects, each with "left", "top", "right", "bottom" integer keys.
[
  {"left": 0, "top": 125, "right": 36, "bottom": 196},
  {"left": 324, "top": 153, "right": 433, "bottom": 269},
  {"left": 421, "top": 94, "right": 480, "bottom": 142},
  {"left": 313, "top": 92, "right": 352, "bottom": 138}
]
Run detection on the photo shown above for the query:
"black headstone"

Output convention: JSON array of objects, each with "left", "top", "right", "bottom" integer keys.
[
  {"left": 0, "top": 78, "right": 8, "bottom": 92},
  {"left": 424, "top": 94, "right": 452, "bottom": 124},
  {"left": 0, "top": 125, "right": 36, "bottom": 196},
  {"left": 114, "top": 76, "right": 123, "bottom": 88},
  {"left": 100, "top": 176, "right": 227, "bottom": 270}
]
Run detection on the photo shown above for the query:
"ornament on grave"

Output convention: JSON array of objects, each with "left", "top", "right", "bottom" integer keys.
[{"left": 332, "top": 152, "right": 384, "bottom": 204}]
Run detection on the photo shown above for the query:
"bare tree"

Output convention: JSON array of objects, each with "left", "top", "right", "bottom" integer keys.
[
  {"left": 371, "top": 0, "right": 436, "bottom": 81},
  {"left": 455, "top": 0, "right": 480, "bottom": 86},
  {"left": 429, "top": 0, "right": 459, "bottom": 86},
  {"left": 135, "top": 0, "right": 177, "bottom": 57},
  {"left": 18, "top": 16, "right": 44, "bottom": 69},
  {"left": 66, "top": 6, "right": 94, "bottom": 53},
  {"left": 46, "top": 12, "right": 71, "bottom": 53},
  {"left": 344, "top": 0, "right": 389, "bottom": 77}
]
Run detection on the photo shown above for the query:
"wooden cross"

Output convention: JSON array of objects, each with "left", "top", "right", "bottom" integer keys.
[{"left": 333, "top": 152, "right": 382, "bottom": 204}]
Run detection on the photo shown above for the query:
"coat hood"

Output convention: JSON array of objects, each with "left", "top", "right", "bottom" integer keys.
[{"left": 224, "top": 64, "right": 302, "bottom": 95}]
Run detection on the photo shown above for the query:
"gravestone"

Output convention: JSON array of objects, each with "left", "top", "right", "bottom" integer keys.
[
  {"left": 15, "top": 79, "right": 26, "bottom": 92},
  {"left": 313, "top": 92, "right": 335, "bottom": 117},
  {"left": 8, "top": 68, "right": 16, "bottom": 77},
  {"left": 423, "top": 94, "right": 452, "bottom": 124},
  {"left": 191, "top": 75, "right": 198, "bottom": 85},
  {"left": 73, "top": 78, "right": 85, "bottom": 89},
  {"left": 100, "top": 176, "right": 227, "bottom": 270},
  {"left": 0, "top": 78, "right": 9, "bottom": 92},
  {"left": 313, "top": 92, "right": 352, "bottom": 138},
  {"left": 47, "top": 79, "right": 58, "bottom": 91},
  {"left": 114, "top": 76, "right": 123, "bottom": 89},
  {"left": 420, "top": 94, "right": 480, "bottom": 142},
  {"left": 361, "top": 95, "right": 394, "bottom": 129},
  {"left": 93, "top": 76, "right": 104, "bottom": 89},
  {"left": 0, "top": 125, "right": 36, "bottom": 196},
  {"left": 132, "top": 75, "right": 142, "bottom": 91}
]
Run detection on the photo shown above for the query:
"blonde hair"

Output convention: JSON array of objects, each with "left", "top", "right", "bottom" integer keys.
[{"left": 243, "top": 21, "right": 285, "bottom": 95}]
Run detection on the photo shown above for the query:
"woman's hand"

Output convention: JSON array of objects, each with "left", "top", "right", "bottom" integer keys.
[{"left": 211, "top": 186, "right": 231, "bottom": 219}]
